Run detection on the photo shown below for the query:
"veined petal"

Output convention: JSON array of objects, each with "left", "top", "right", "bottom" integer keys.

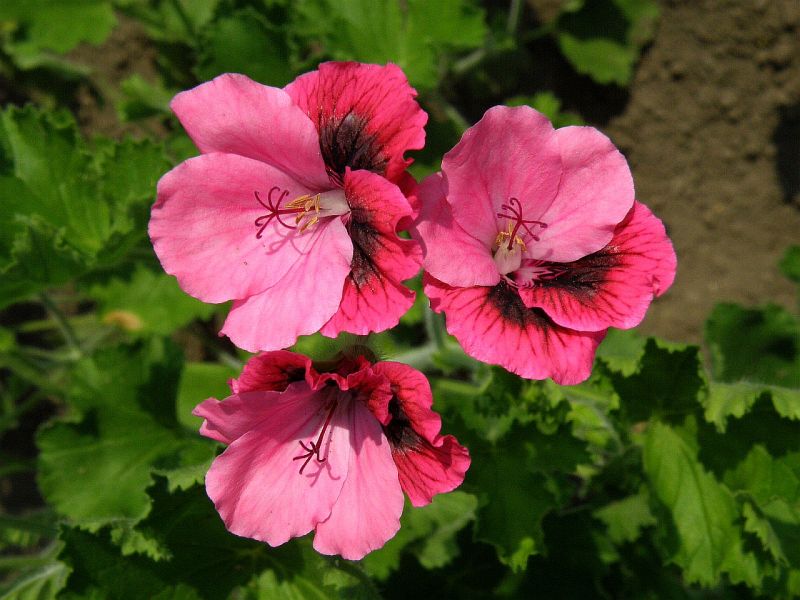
[
  {"left": 150, "top": 153, "right": 321, "bottom": 303},
  {"left": 425, "top": 276, "right": 605, "bottom": 385},
  {"left": 204, "top": 385, "right": 350, "bottom": 547},
  {"left": 320, "top": 170, "right": 422, "bottom": 337},
  {"left": 220, "top": 218, "right": 353, "bottom": 352},
  {"left": 231, "top": 351, "right": 313, "bottom": 395},
  {"left": 171, "top": 73, "right": 329, "bottom": 189},
  {"left": 285, "top": 62, "right": 427, "bottom": 183},
  {"left": 194, "top": 390, "right": 282, "bottom": 445},
  {"left": 527, "top": 125, "right": 635, "bottom": 262},
  {"left": 441, "top": 106, "right": 562, "bottom": 248},
  {"left": 371, "top": 361, "right": 471, "bottom": 507},
  {"left": 313, "top": 399, "right": 403, "bottom": 560},
  {"left": 517, "top": 202, "right": 677, "bottom": 331},
  {"left": 412, "top": 173, "right": 501, "bottom": 288},
  {"left": 391, "top": 434, "right": 470, "bottom": 508}
]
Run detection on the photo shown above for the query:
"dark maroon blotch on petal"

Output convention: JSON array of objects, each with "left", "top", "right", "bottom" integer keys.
[
  {"left": 487, "top": 280, "right": 551, "bottom": 329},
  {"left": 320, "top": 112, "right": 388, "bottom": 183}
]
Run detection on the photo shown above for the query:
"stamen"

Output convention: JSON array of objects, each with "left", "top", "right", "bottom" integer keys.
[
  {"left": 253, "top": 187, "right": 323, "bottom": 237},
  {"left": 495, "top": 197, "right": 548, "bottom": 250},
  {"left": 292, "top": 399, "right": 338, "bottom": 475}
]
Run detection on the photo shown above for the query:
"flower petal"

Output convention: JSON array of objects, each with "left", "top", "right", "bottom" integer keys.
[
  {"left": 150, "top": 153, "right": 322, "bottom": 303},
  {"left": 517, "top": 202, "right": 677, "bottom": 331},
  {"left": 204, "top": 385, "right": 350, "bottom": 547},
  {"left": 412, "top": 173, "right": 500, "bottom": 288},
  {"left": 171, "top": 73, "right": 328, "bottom": 189},
  {"left": 231, "top": 351, "right": 313, "bottom": 395},
  {"left": 425, "top": 276, "right": 605, "bottom": 385},
  {"left": 313, "top": 399, "right": 403, "bottom": 560},
  {"left": 285, "top": 62, "right": 427, "bottom": 183},
  {"left": 391, "top": 435, "right": 471, "bottom": 508},
  {"left": 320, "top": 170, "right": 422, "bottom": 337},
  {"left": 441, "top": 106, "right": 562, "bottom": 248},
  {"left": 528, "top": 124, "right": 635, "bottom": 262},
  {"left": 220, "top": 218, "right": 353, "bottom": 352},
  {"left": 371, "top": 361, "right": 440, "bottom": 444}
]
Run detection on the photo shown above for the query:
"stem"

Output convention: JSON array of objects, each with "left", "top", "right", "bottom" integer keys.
[
  {"left": 424, "top": 306, "right": 446, "bottom": 351},
  {"left": 38, "top": 293, "right": 81, "bottom": 359},
  {"left": 326, "top": 557, "right": 382, "bottom": 599},
  {"left": 392, "top": 342, "right": 436, "bottom": 371},
  {"left": 507, "top": 0, "right": 523, "bottom": 36}
]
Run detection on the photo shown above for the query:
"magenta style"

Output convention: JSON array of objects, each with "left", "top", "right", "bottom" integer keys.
[
  {"left": 193, "top": 351, "right": 470, "bottom": 560},
  {"left": 413, "top": 106, "right": 676, "bottom": 385},
  {"left": 149, "top": 62, "right": 426, "bottom": 351}
]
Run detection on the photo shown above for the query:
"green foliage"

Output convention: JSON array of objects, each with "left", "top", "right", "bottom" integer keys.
[
  {"left": 293, "top": 0, "right": 487, "bottom": 90},
  {"left": 0, "top": 107, "right": 170, "bottom": 308},
  {"left": 2, "top": 1, "right": 799, "bottom": 598},
  {"left": 555, "top": 0, "right": 660, "bottom": 85}
]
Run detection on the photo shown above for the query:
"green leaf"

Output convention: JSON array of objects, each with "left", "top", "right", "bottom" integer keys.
[
  {"left": 0, "top": 107, "right": 170, "bottom": 307},
  {"left": 470, "top": 427, "right": 561, "bottom": 571},
  {"left": 293, "top": 0, "right": 487, "bottom": 90},
  {"left": 705, "top": 303, "right": 800, "bottom": 388},
  {"left": 594, "top": 488, "right": 656, "bottom": 545},
  {"left": 36, "top": 339, "right": 208, "bottom": 530},
  {"left": 556, "top": 0, "right": 659, "bottom": 85},
  {"left": 779, "top": 245, "right": 800, "bottom": 285},
  {"left": 703, "top": 381, "right": 800, "bottom": 431},
  {"left": 195, "top": 8, "right": 293, "bottom": 86},
  {"left": 176, "top": 362, "right": 239, "bottom": 431},
  {"left": 87, "top": 266, "right": 216, "bottom": 337},
  {"left": 0, "top": 0, "right": 116, "bottom": 54},
  {"left": 0, "top": 562, "right": 70, "bottom": 600},
  {"left": 614, "top": 339, "right": 705, "bottom": 423},
  {"left": 117, "top": 75, "right": 174, "bottom": 122},
  {"left": 595, "top": 329, "right": 647, "bottom": 376},
  {"left": 643, "top": 421, "right": 745, "bottom": 585},
  {"left": 363, "top": 492, "right": 478, "bottom": 579}
]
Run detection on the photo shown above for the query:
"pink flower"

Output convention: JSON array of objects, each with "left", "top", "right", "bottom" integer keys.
[
  {"left": 149, "top": 62, "right": 426, "bottom": 352},
  {"left": 414, "top": 106, "right": 676, "bottom": 385},
  {"left": 193, "top": 350, "right": 470, "bottom": 560}
]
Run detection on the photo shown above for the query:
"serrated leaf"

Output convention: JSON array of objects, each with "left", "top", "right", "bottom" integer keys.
[
  {"left": 703, "top": 381, "right": 800, "bottom": 431},
  {"left": 643, "top": 421, "right": 743, "bottom": 585},
  {"left": 0, "top": 108, "right": 170, "bottom": 307},
  {"left": 594, "top": 488, "right": 656, "bottom": 544},
  {"left": 470, "top": 427, "right": 560, "bottom": 571},
  {"left": 88, "top": 266, "right": 216, "bottom": 337},
  {"left": 595, "top": 328, "right": 647, "bottom": 376},
  {"left": 363, "top": 492, "right": 477, "bottom": 579},
  {"left": 0, "top": 0, "right": 116, "bottom": 54},
  {"left": 176, "top": 361, "right": 240, "bottom": 430},
  {"left": 705, "top": 303, "right": 800, "bottom": 388},
  {"left": 615, "top": 339, "right": 705, "bottom": 423},
  {"left": 506, "top": 92, "right": 585, "bottom": 128},
  {"left": 36, "top": 339, "right": 207, "bottom": 531}
]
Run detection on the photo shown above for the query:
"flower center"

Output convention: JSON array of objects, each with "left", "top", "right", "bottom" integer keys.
[
  {"left": 293, "top": 395, "right": 339, "bottom": 475},
  {"left": 495, "top": 197, "right": 548, "bottom": 251},
  {"left": 492, "top": 197, "right": 548, "bottom": 275},
  {"left": 254, "top": 186, "right": 349, "bottom": 238}
]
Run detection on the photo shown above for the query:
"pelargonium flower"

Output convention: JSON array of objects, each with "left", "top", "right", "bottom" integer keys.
[
  {"left": 414, "top": 106, "right": 676, "bottom": 385},
  {"left": 193, "top": 350, "right": 470, "bottom": 560},
  {"left": 149, "top": 62, "right": 426, "bottom": 352}
]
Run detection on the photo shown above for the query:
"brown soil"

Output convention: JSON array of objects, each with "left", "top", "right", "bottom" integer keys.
[{"left": 604, "top": 0, "right": 800, "bottom": 342}]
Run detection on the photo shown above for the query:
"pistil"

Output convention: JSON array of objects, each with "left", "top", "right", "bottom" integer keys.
[
  {"left": 293, "top": 398, "right": 338, "bottom": 475},
  {"left": 254, "top": 187, "right": 349, "bottom": 238}
]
